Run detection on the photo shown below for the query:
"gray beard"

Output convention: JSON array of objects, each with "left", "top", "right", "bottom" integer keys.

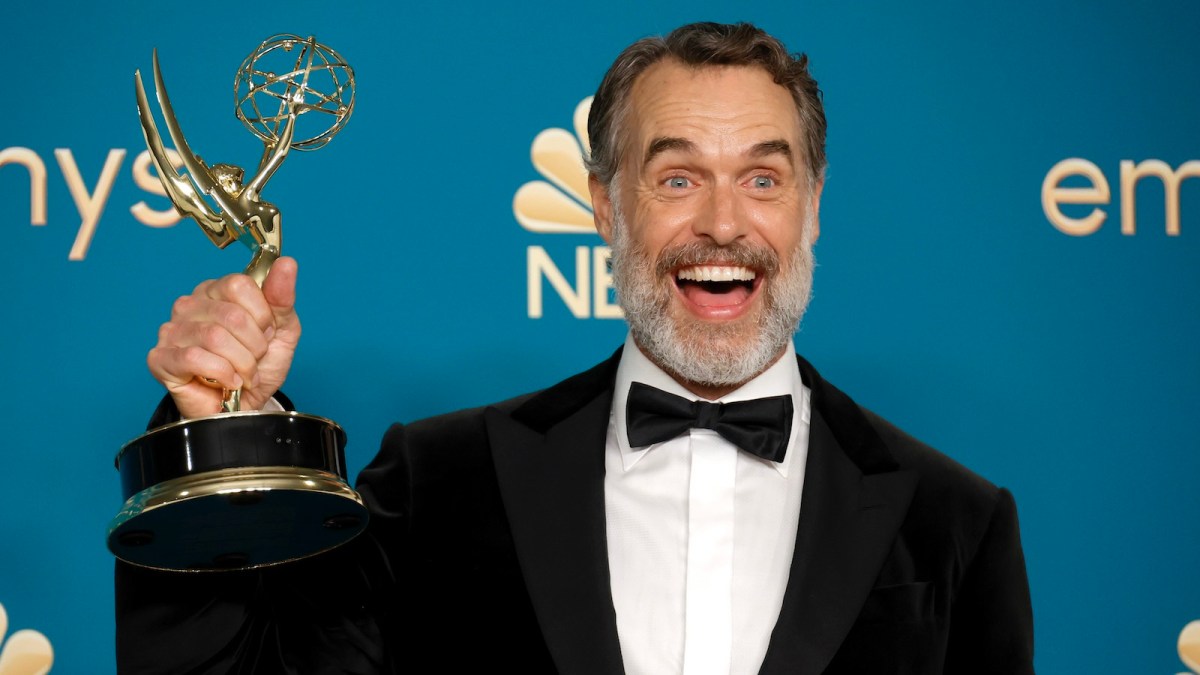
[{"left": 609, "top": 209, "right": 816, "bottom": 389}]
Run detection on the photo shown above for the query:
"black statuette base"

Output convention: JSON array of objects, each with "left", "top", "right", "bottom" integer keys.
[{"left": 108, "top": 411, "right": 368, "bottom": 572}]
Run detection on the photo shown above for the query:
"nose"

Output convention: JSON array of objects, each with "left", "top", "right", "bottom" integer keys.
[{"left": 692, "top": 181, "right": 747, "bottom": 245}]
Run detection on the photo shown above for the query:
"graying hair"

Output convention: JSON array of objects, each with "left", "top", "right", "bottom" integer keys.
[{"left": 585, "top": 22, "right": 827, "bottom": 189}]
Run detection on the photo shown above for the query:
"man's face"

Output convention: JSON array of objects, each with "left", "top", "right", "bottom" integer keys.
[{"left": 590, "top": 60, "right": 823, "bottom": 396}]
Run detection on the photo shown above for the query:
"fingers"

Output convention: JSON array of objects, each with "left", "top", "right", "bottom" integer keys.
[
  {"left": 152, "top": 319, "right": 261, "bottom": 390},
  {"left": 164, "top": 284, "right": 269, "bottom": 383},
  {"left": 191, "top": 273, "right": 276, "bottom": 335},
  {"left": 148, "top": 259, "right": 301, "bottom": 417},
  {"left": 149, "top": 342, "right": 243, "bottom": 392},
  {"left": 146, "top": 346, "right": 227, "bottom": 419}
]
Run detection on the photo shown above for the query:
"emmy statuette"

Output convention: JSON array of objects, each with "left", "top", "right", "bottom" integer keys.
[{"left": 107, "top": 35, "right": 367, "bottom": 572}]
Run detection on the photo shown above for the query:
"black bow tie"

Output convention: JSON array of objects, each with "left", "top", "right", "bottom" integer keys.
[{"left": 625, "top": 382, "right": 793, "bottom": 463}]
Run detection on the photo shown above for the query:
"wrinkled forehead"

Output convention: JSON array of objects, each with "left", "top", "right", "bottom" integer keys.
[{"left": 620, "top": 60, "right": 806, "bottom": 170}]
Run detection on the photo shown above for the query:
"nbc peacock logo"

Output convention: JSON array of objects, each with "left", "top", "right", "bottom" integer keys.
[
  {"left": 515, "top": 97, "right": 621, "bottom": 320},
  {"left": 1179, "top": 620, "right": 1200, "bottom": 675},
  {"left": 0, "top": 602, "right": 53, "bottom": 675},
  {"left": 514, "top": 97, "right": 595, "bottom": 235}
]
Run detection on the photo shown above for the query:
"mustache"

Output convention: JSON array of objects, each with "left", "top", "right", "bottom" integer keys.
[{"left": 654, "top": 240, "right": 781, "bottom": 278}]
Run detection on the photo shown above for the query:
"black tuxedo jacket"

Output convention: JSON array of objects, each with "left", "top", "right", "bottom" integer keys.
[{"left": 117, "top": 350, "right": 1034, "bottom": 674}]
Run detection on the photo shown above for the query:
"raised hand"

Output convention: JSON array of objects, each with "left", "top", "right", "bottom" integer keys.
[{"left": 148, "top": 256, "right": 300, "bottom": 419}]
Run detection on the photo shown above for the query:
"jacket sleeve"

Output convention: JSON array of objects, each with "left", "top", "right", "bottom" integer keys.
[
  {"left": 114, "top": 396, "right": 396, "bottom": 674},
  {"left": 115, "top": 543, "right": 390, "bottom": 674},
  {"left": 943, "top": 487, "right": 1036, "bottom": 674}
]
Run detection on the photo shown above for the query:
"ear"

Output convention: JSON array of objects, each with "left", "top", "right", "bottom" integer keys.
[
  {"left": 589, "top": 174, "right": 615, "bottom": 245},
  {"left": 808, "top": 178, "right": 824, "bottom": 243}
]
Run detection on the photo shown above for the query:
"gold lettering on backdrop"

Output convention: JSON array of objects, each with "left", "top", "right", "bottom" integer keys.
[
  {"left": 0, "top": 146, "right": 201, "bottom": 259},
  {"left": 0, "top": 147, "right": 48, "bottom": 226},
  {"left": 591, "top": 245, "right": 621, "bottom": 319},
  {"left": 1042, "top": 158, "right": 1110, "bottom": 236},
  {"left": 55, "top": 148, "right": 126, "bottom": 260},
  {"left": 1044, "top": 157, "right": 1200, "bottom": 236},
  {"left": 526, "top": 245, "right": 620, "bottom": 319},
  {"left": 129, "top": 149, "right": 184, "bottom": 228},
  {"left": 528, "top": 245, "right": 590, "bottom": 318},
  {"left": 1119, "top": 159, "right": 1200, "bottom": 236}
]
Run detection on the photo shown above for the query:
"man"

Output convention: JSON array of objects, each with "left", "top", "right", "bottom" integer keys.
[{"left": 117, "top": 22, "right": 1034, "bottom": 674}]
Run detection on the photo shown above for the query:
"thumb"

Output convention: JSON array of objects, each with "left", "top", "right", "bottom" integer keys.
[{"left": 262, "top": 256, "right": 299, "bottom": 335}]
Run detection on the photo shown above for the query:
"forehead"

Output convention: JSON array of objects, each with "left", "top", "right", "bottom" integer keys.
[{"left": 624, "top": 60, "right": 803, "bottom": 162}]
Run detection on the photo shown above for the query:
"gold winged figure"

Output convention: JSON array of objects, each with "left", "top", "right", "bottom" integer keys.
[{"left": 135, "top": 50, "right": 295, "bottom": 287}]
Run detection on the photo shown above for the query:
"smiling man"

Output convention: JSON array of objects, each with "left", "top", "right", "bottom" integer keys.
[
  {"left": 592, "top": 57, "right": 819, "bottom": 399},
  {"left": 117, "top": 22, "right": 1034, "bottom": 675}
]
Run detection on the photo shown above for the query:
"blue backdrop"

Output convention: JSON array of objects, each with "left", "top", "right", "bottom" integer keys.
[{"left": 1, "top": 1, "right": 1198, "bottom": 672}]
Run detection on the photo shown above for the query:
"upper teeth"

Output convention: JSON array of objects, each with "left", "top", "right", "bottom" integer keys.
[{"left": 676, "top": 266, "right": 756, "bottom": 282}]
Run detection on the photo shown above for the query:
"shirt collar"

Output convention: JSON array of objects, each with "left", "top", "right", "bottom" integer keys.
[{"left": 612, "top": 334, "right": 809, "bottom": 477}]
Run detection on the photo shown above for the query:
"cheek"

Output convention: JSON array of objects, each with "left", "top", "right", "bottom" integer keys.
[
  {"left": 632, "top": 201, "right": 699, "bottom": 251},
  {"left": 753, "top": 205, "right": 807, "bottom": 253}
]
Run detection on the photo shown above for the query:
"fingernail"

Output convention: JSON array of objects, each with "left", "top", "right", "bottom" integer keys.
[
  {"left": 233, "top": 374, "right": 244, "bottom": 390},
  {"left": 264, "top": 326, "right": 276, "bottom": 342},
  {"left": 252, "top": 373, "right": 261, "bottom": 388}
]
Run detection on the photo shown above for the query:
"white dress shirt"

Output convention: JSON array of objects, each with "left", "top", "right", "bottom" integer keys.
[{"left": 605, "top": 335, "right": 811, "bottom": 675}]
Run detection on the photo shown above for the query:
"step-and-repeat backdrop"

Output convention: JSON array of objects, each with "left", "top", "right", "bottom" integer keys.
[{"left": 2, "top": 1, "right": 1198, "bottom": 672}]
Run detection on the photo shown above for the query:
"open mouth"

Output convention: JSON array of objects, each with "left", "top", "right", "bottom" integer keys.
[{"left": 674, "top": 264, "right": 761, "bottom": 310}]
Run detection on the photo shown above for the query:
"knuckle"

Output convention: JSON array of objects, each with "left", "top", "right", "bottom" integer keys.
[
  {"left": 171, "top": 295, "right": 196, "bottom": 319},
  {"left": 249, "top": 337, "right": 269, "bottom": 360},
  {"left": 254, "top": 306, "right": 274, "bottom": 330},
  {"left": 200, "top": 323, "right": 227, "bottom": 349},
  {"left": 218, "top": 302, "right": 249, "bottom": 332},
  {"left": 232, "top": 352, "right": 256, "bottom": 374},
  {"left": 180, "top": 345, "right": 209, "bottom": 369},
  {"left": 226, "top": 274, "right": 258, "bottom": 297}
]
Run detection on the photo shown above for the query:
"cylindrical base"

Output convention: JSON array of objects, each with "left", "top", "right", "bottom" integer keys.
[{"left": 108, "top": 411, "right": 368, "bottom": 572}]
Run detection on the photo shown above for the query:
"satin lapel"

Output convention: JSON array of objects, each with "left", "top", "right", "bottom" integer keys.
[
  {"left": 484, "top": 356, "right": 625, "bottom": 675},
  {"left": 759, "top": 362, "right": 919, "bottom": 674}
]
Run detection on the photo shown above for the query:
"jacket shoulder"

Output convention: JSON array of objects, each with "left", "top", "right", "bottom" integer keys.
[
  {"left": 859, "top": 404, "right": 1013, "bottom": 565},
  {"left": 804, "top": 356, "right": 1017, "bottom": 585},
  {"left": 860, "top": 406, "right": 1001, "bottom": 504},
  {"left": 799, "top": 351, "right": 1003, "bottom": 512}
]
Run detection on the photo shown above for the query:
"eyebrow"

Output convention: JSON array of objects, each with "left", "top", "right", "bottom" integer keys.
[
  {"left": 643, "top": 136, "right": 696, "bottom": 168},
  {"left": 642, "top": 137, "right": 794, "bottom": 168},
  {"left": 750, "top": 139, "right": 793, "bottom": 160}
]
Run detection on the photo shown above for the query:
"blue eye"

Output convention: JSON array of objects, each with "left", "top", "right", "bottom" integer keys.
[
  {"left": 666, "top": 176, "right": 690, "bottom": 188},
  {"left": 752, "top": 176, "right": 775, "bottom": 189}
]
